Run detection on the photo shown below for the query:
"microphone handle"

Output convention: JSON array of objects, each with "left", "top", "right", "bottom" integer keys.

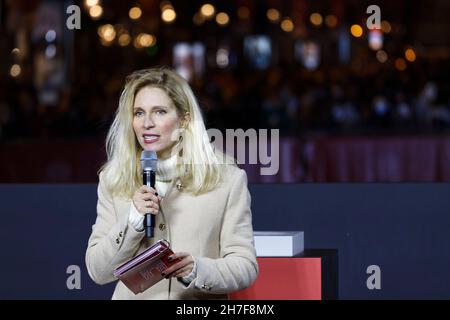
[{"left": 143, "top": 170, "right": 156, "bottom": 238}]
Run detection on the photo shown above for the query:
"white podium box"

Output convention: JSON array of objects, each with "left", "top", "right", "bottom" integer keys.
[{"left": 254, "top": 231, "right": 304, "bottom": 257}]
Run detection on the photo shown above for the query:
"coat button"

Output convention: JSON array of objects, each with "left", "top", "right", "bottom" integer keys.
[
  {"left": 119, "top": 231, "right": 123, "bottom": 237},
  {"left": 201, "top": 284, "right": 211, "bottom": 291},
  {"left": 159, "top": 223, "right": 166, "bottom": 231},
  {"left": 176, "top": 182, "right": 183, "bottom": 190},
  {"left": 116, "top": 238, "right": 120, "bottom": 244}
]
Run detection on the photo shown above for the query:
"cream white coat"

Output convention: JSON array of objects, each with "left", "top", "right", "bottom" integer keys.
[{"left": 85, "top": 165, "right": 258, "bottom": 299}]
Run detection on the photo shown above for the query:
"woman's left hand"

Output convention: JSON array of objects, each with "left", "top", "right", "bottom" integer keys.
[{"left": 163, "top": 252, "right": 195, "bottom": 279}]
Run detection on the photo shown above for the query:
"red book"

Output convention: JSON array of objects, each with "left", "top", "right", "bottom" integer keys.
[{"left": 113, "top": 239, "right": 179, "bottom": 294}]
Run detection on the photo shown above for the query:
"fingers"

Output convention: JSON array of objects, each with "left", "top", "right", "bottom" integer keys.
[
  {"left": 133, "top": 186, "right": 163, "bottom": 215},
  {"left": 138, "top": 186, "right": 163, "bottom": 203},
  {"left": 138, "top": 197, "right": 159, "bottom": 209},
  {"left": 139, "top": 186, "right": 157, "bottom": 195},
  {"left": 133, "top": 200, "right": 158, "bottom": 215},
  {"left": 162, "top": 253, "right": 194, "bottom": 279},
  {"left": 168, "top": 252, "right": 191, "bottom": 261},
  {"left": 171, "top": 265, "right": 193, "bottom": 278},
  {"left": 141, "top": 193, "right": 161, "bottom": 203},
  {"left": 143, "top": 201, "right": 159, "bottom": 210},
  {"left": 138, "top": 202, "right": 159, "bottom": 214}
]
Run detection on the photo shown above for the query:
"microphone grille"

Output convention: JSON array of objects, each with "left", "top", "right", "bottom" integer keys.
[{"left": 141, "top": 150, "right": 157, "bottom": 171}]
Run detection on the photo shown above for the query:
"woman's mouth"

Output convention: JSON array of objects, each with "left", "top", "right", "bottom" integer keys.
[{"left": 143, "top": 134, "right": 160, "bottom": 144}]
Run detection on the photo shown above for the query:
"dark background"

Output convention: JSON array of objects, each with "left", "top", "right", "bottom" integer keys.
[
  {"left": 1, "top": 183, "right": 449, "bottom": 299},
  {"left": 2, "top": 0, "right": 450, "bottom": 184}
]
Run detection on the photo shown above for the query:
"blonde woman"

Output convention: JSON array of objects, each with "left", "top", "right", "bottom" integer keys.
[{"left": 85, "top": 67, "right": 258, "bottom": 299}]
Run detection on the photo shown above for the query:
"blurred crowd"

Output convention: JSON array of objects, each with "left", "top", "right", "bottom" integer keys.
[
  {"left": 2, "top": 0, "right": 450, "bottom": 142},
  {"left": 1, "top": 57, "right": 450, "bottom": 141}
]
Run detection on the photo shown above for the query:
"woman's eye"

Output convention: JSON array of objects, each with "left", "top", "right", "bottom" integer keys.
[
  {"left": 155, "top": 110, "right": 167, "bottom": 115},
  {"left": 134, "top": 111, "right": 144, "bottom": 116}
]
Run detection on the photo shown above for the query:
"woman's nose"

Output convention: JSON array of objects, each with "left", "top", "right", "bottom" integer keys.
[{"left": 143, "top": 116, "right": 155, "bottom": 128}]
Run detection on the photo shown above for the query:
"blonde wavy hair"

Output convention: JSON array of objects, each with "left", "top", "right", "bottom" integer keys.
[{"left": 99, "top": 66, "right": 234, "bottom": 198}]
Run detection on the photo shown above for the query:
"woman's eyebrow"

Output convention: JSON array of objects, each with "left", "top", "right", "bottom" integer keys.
[{"left": 133, "top": 105, "right": 168, "bottom": 110}]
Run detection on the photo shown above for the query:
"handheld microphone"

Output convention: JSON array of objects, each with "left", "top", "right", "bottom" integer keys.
[{"left": 140, "top": 150, "right": 158, "bottom": 238}]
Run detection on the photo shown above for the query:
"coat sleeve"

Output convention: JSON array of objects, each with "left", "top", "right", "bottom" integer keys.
[
  {"left": 190, "top": 168, "right": 259, "bottom": 294},
  {"left": 85, "top": 172, "right": 145, "bottom": 285}
]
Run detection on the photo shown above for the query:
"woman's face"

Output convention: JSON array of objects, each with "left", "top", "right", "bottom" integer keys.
[{"left": 133, "top": 86, "right": 182, "bottom": 160}]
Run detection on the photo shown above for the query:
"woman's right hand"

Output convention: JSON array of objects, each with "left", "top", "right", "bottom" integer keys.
[{"left": 132, "top": 186, "right": 162, "bottom": 216}]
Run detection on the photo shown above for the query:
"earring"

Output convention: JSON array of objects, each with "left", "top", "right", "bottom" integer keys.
[{"left": 178, "top": 126, "right": 185, "bottom": 141}]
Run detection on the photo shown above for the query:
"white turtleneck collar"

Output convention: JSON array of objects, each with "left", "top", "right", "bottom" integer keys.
[{"left": 156, "top": 152, "right": 179, "bottom": 182}]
